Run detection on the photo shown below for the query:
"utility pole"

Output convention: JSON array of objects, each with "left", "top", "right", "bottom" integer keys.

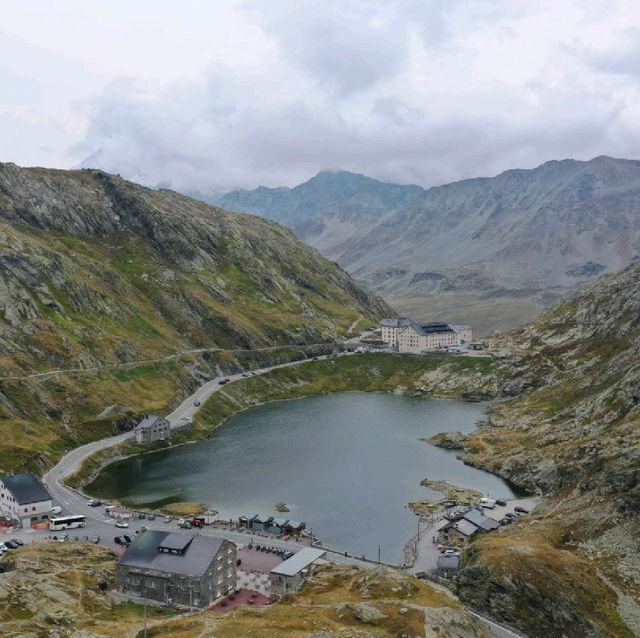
[
  {"left": 417, "top": 517, "right": 420, "bottom": 542},
  {"left": 377, "top": 545, "right": 381, "bottom": 563},
  {"left": 143, "top": 594, "right": 147, "bottom": 638}
]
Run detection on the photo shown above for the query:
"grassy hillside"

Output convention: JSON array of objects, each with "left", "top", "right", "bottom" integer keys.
[
  {"left": 0, "top": 162, "right": 390, "bottom": 474},
  {"left": 0, "top": 542, "right": 489, "bottom": 637}
]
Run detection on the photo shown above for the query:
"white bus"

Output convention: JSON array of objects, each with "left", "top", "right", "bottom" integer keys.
[{"left": 49, "top": 515, "right": 86, "bottom": 530}]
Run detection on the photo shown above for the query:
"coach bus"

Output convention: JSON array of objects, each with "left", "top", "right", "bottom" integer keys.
[{"left": 49, "top": 515, "right": 86, "bottom": 530}]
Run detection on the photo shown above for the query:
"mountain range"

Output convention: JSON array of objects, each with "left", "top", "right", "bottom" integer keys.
[{"left": 217, "top": 156, "right": 640, "bottom": 335}]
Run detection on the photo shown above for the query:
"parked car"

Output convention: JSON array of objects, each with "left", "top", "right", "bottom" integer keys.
[
  {"left": 138, "top": 512, "right": 146, "bottom": 519},
  {"left": 147, "top": 513, "right": 156, "bottom": 520},
  {"left": 51, "top": 505, "right": 62, "bottom": 515},
  {"left": 9, "top": 539, "right": 23, "bottom": 547},
  {"left": 191, "top": 517, "right": 205, "bottom": 528},
  {"left": 91, "top": 535, "right": 101, "bottom": 544},
  {"left": 114, "top": 536, "right": 126, "bottom": 545},
  {"left": 4, "top": 540, "right": 19, "bottom": 549},
  {"left": 0, "top": 543, "right": 9, "bottom": 553},
  {"left": 122, "top": 535, "right": 133, "bottom": 544},
  {"left": 495, "top": 499, "right": 507, "bottom": 507},
  {"left": 179, "top": 521, "right": 192, "bottom": 529},
  {"left": 218, "top": 378, "right": 230, "bottom": 385},
  {"left": 163, "top": 516, "right": 173, "bottom": 523},
  {"left": 443, "top": 549, "right": 458, "bottom": 556},
  {"left": 514, "top": 506, "right": 529, "bottom": 514},
  {"left": 115, "top": 520, "right": 129, "bottom": 528},
  {"left": 86, "top": 499, "right": 100, "bottom": 507},
  {"left": 194, "top": 400, "right": 201, "bottom": 406}
]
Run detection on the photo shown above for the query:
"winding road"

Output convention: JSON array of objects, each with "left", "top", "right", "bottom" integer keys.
[{"left": 34, "top": 349, "right": 524, "bottom": 638}]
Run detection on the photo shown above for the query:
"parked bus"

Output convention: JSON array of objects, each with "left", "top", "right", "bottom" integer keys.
[{"left": 49, "top": 515, "right": 86, "bottom": 530}]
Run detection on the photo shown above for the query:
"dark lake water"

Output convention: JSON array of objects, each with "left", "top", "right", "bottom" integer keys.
[{"left": 89, "top": 393, "right": 516, "bottom": 563}]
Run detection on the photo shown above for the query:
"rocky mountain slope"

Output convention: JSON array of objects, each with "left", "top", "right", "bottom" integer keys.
[
  {"left": 0, "top": 162, "right": 389, "bottom": 375},
  {"left": 0, "top": 162, "right": 390, "bottom": 472},
  {"left": 454, "top": 262, "right": 640, "bottom": 636},
  {"left": 219, "top": 157, "right": 640, "bottom": 335},
  {"left": 0, "top": 543, "right": 490, "bottom": 637},
  {"left": 216, "top": 169, "right": 424, "bottom": 258}
]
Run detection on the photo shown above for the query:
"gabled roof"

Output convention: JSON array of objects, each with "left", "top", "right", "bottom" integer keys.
[
  {"left": 118, "top": 530, "right": 226, "bottom": 577},
  {"left": 462, "top": 508, "right": 500, "bottom": 531},
  {"left": 437, "top": 555, "right": 460, "bottom": 570},
  {"left": 452, "top": 519, "right": 479, "bottom": 537},
  {"left": 0, "top": 473, "right": 51, "bottom": 505},
  {"left": 409, "top": 322, "right": 455, "bottom": 336},
  {"left": 379, "top": 318, "right": 413, "bottom": 328},
  {"left": 271, "top": 547, "right": 325, "bottom": 576},
  {"left": 134, "top": 415, "right": 168, "bottom": 431}
]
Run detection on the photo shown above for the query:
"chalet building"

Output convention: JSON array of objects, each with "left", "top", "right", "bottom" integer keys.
[
  {"left": 134, "top": 415, "right": 171, "bottom": 444},
  {"left": 437, "top": 554, "right": 460, "bottom": 577},
  {"left": 438, "top": 519, "right": 479, "bottom": 547},
  {"left": 437, "top": 508, "right": 500, "bottom": 548},
  {"left": 0, "top": 473, "right": 52, "bottom": 528},
  {"left": 117, "top": 530, "right": 237, "bottom": 608},
  {"left": 379, "top": 318, "right": 472, "bottom": 353},
  {"left": 270, "top": 547, "right": 326, "bottom": 599}
]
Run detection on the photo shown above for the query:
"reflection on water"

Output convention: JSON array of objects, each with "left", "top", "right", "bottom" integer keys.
[{"left": 90, "top": 393, "right": 516, "bottom": 563}]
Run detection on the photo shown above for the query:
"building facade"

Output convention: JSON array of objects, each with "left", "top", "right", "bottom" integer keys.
[
  {"left": 270, "top": 547, "right": 326, "bottom": 599},
  {"left": 379, "top": 318, "right": 472, "bottom": 353},
  {"left": 379, "top": 318, "right": 412, "bottom": 347},
  {"left": 0, "top": 473, "right": 52, "bottom": 528},
  {"left": 134, "top": 415, "right": 171, "bottom": 444},
  {"left": 116, "top": 530, "right": 237, "bottom": 608},
  {"left": 397, "top": 322, "right": 458, "bottom": 353},
  {"left": 449, "top": 324, "right": 473, "bottom": 344}
]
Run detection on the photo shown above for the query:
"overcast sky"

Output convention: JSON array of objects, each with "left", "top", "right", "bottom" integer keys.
[{"left": 1, "top": 0, "right": 640, "bottom": 193}]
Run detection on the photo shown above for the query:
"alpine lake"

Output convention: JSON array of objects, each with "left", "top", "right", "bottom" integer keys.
[{"left": 88, "top": 393, "right": 518, "bottom": 563}]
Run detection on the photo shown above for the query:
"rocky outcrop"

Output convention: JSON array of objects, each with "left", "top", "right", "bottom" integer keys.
[{"left": 427, "top": 431, "right": 468, "bottom": 449}]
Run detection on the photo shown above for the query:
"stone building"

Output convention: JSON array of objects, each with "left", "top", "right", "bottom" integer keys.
[
  {"left": 116, "top": 530, "right": 237, "bottom": 607},
  {"left": 134, "top": 415, "right": 171, "bottom": 444},
  {"left": 0, "top": 473, "right": 52, "bottom": 528}
]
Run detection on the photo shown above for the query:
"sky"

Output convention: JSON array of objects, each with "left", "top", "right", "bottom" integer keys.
[{"left": 1, "top": 0, "right": 640, "bottom": 193}]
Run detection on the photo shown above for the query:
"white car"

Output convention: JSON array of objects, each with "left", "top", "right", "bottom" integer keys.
[{"left": 115, "top": 520, "right": 129, "bottom": 528}]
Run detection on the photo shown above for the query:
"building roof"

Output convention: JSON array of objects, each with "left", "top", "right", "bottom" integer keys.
[
  {"left": 271, "top": 547, "right": 326, "bottom": 576},
  {"left": 285, "top": 520, "right": 305, "bottom": 529},
  {"left": 240, "top": 513, "right": 258, "bottom": 521},
  {"left": 379, "top": 318, "right": 413, "bottom": 328},
  {"left": 409, "top": 322, "right": 455, "bottom": 336},
  {"left": 134, "top": 415, "right": 168, "bottom": 431},
  {"left": 437, "top": 555, "right": 460, "bottom": 570},
  {"left": 254, "top": 514, "right": 273, "bottom": 524},
  {"left": 462, "top": 508, "right": 500, "bottom": 531},
  {"left": 272, "top": 518, "right": 289, "bottom": 527},
  {"left": 0, "top": 473, "right": 51, "bottom": 505},
  {"left": 449, "top": 324, "right": 471, "bottom": 332},
  {"left": 118, "top": 530, "right": 226, "bottom": 577},
  {"left": 452, "top": 519, "right": 479, "bottom": 537},
  {"left": 159, "top": 533, "right": 193, "bottom": 553}
]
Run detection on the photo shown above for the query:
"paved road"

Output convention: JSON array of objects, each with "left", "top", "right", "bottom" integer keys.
[
  {"left": 42, "top": 352, "right": 351, "bottom": 526},
  {"left": 28, "top": 348, "right": 524, "bottom": 638}
]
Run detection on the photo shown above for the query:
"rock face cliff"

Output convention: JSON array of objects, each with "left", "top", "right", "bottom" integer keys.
[
  {"left": 0, "top": 162, "right": 390, "bottom": 376},
  {"left": 456, "top": 263, "right": 640, "bottom": 637},
  {"left": 0, "top": 162, "right": 390, "bottom": 473},
  {"left": 218, "top": 157, "right": 640, "bottom": 335}
]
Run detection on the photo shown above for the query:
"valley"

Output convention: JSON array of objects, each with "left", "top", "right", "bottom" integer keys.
[
  {"left": 218, "top": 157, "right": 640, "bottom": 335},
  {"left": 1, "top": 163, "right": 639, "bottom": 638}
]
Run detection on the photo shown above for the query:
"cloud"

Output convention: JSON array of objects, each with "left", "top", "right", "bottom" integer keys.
[{"left": 2, "top": 0, "right": 640, "bottom": 191}]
